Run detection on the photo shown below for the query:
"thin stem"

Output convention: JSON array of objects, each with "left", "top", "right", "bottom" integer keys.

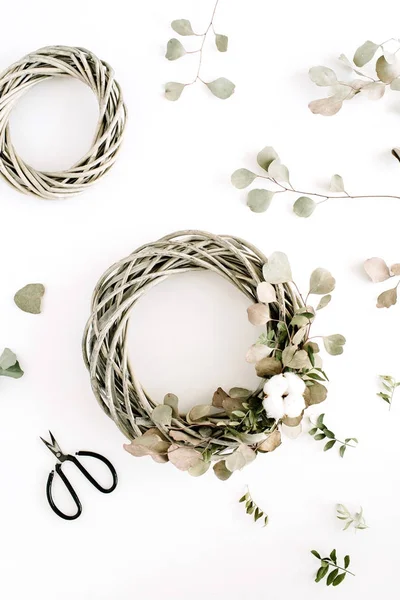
[
  {"left": 255, "top": 174, "right": 400, "bottom": 202},
  {"left": 191, "top": 0, "right": 220, "bottom": 84},
  {"left": 323, "top": 560, "right": 355, "bottom": 577}
]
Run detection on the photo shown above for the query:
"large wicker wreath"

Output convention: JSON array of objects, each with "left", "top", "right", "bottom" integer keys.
[
  {"left": 0, "top": 45, "right": 127, "bottom": 199},
  {"left": 83, "top": 231, "right": 344, "bottom": 479}
]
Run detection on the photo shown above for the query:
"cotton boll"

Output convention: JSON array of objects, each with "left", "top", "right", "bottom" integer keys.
[
  {"left": 284, "top": 393, "right": 306, "bottom": 418},
  {"left": 263, "top": 374, "right": 288, "bottom": 396},
  {"left": 262, "top": 394, "right": 285, "bottom": 420},
  {"left": 284, "top": 372, "right": 306, "bottom": 395}
]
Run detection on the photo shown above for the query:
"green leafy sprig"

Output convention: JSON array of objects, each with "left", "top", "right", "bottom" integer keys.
[
  {"left": 308, "top": 39, "right": 400, "bottom": 120},
  {"left": 309, "top": 414, "right": 358, "bottom": 457},
  {"left": 377, "top": 375, "right": 400, "bottom": 409},
  {"left": 364, "top": 257, "right": 400, "bottom": 309},
  {"left": 165, "top": 0, "right": 235, "bottom": 101},
  {"left": 337, "top": 504, "right": 368, "bottom": 531},
  {"left": 311, "top": 549, "right": 355, "bottom": 586},
  {"left": 231, "top": 146, "right": 400, "bottom": 218},
  {"left": 239, "top": 487, "right": 269, "bottom": 527}
]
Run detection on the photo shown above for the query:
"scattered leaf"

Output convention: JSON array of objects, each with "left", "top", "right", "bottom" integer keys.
[
  {"left": 317, "top": 295, "right": 332, "bottom": 310},
  {"left": 231, "top": 168, "right": 257, "bottom": 189},
  {"left": 293, "top": 196, "right": 316, "bottom": 218},
  {"left": 323, "top": 334, "right": 346, "bottom": 355},
  {"left": 0, "top": 348, "right": 23, "bottom": 379},
  {"left": 376, "top": 56, "right": 400, "bottom": 83},
  {"left": 14, "top": 283, "right": 45, "bottom": 314},
  {"left": 165, "top": 38, "right": 186, "bottom": 61},
  {"left": 206, "top": 77, "right": 235, "bottom": 99},
  {"left": 364, "top": 257, "right": 391, "bottom": 282},
  {"left": 308, "top": 96, "right": 343, "bottom": 116},
  {"left": 268, "top": 159, "right": 290, "bottom": 183},
  {"left": 377, "top": 287, "right": 398, "bottom": 308},
  {"left": 360, "top": 81, "right": 386, "bottom": 100},
  {"left": 247, "top": 189, "right": 274, "bottom": 213}
]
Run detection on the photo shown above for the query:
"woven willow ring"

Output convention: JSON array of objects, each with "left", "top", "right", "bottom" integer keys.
[
  {"left": 83, "top": 231, "right": 343, "bottom": 479},
  {"left": 0, "top": 45, "right": 127, "bottom": 199}
]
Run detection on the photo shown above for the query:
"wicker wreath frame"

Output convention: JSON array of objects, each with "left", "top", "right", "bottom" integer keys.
[
  {"left": 83, "top": 231, "right": 310, "bottom": 476},
  {"left": 0, "top": 45, "right": 127, "bottom": 199}
]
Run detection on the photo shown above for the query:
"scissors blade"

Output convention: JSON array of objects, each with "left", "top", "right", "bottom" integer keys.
[{"left": 40, "top": 431, "right": 64, "bottom": 460}]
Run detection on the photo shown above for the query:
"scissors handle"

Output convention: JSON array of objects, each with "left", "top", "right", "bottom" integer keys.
[
  {"left": 46, "top": 464, "right": 82, "bottom": 521},
  {"left": 74, "top": 451, "right": 118, "bottom": 493},
  {"left": 46, "top": 452, "right": 118, "bottom": 520}
]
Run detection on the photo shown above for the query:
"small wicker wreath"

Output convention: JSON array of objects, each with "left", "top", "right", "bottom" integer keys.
[
  {"left": 83, "top": 231, "right": 343, "bottom": 479},
  {"left": 0, "top": 45, "right": 127, "bottom": 199}
]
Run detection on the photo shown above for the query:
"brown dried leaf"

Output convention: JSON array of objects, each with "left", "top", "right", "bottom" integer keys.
[
  {"left": 364, "top": 257, "right": 391, "bottom": 282},
  {"left": 391, "top": 263, "right": 400, "bottom": 276},
  {"left": 170, "top": 429, "right": 201, "bottom": 445},
  {"left": 225, "top": 444, "right": 256, "bottom": 472},
  {"left": 164, "top": 393, "right": 179, "bottom": 417},
  {"left": 188, "top": 460, "right": 210, "bottom": 477},
  {"left": 257, "top": 429, "right": 281, "bottom": 452},
  {"left": 167, "top": 444, "right": 203, "bottom": 471},
  {"left": 187, "top": 404, "right": 214, "bottom": 422},
  {"left": 282, "top": 414, "right": 303, "bottom": 427},
  {"left": 247, "top": 303, "right": 270, "bottom": 325},
  {"left": 305, "top": 382, "right": 328, "bottom": 406},
  {"left": 222, "top": 396, "right": 246, "bottom": 415},
  {"left": 377, "top": 287, "right": 398, "bottom": 308},
  {"left": 255, "top": 357, "right": 283, "bottom": 377},
  {"left": 123, "top": 429, "right": 171, "bottom": 462},
  {"left": 308, "top": 96, "right": 343, "bottom": 116}
]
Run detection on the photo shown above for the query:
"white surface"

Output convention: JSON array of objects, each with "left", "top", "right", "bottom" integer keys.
[{"left": 1, "top": 1, "right": 399, "bottom": 598}]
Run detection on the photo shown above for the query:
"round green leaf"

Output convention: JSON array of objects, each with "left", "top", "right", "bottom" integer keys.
[
  {"left": 330, "top": 174, "right": 345, "bottom": 192},
  {"left": 165, "top": 82, "right": 185, "bottom": 101},
  {"left": 309, "top": 66, "right": 337, "bottom": 86},
  {"left": 215, "top": 34, "right": 228, "bottom": 52},
  {"left": 293, "top": 196, "right": 316, "bottom": 218},
  {"left": 231, "top": 168, "right": 257, "bottom": 189},
  {"left": 257, "top": 146, "right": 279, "bottom": 171},
  {"left": 247, "top": 189, "right": 274, "bottom": 213},
  {"left": 323, "top": 334, "right": 346, "bottom": 355},
  {"left": 171, "top": 19, "right": 195, "bottom": 36},
  {"left": 205, "top": 77, "right": 235, "bottom": 99},
  {"left": 165, "top": 38, "right": 186, "bottom": 61},
  {"left": 268, "top": 159, "right": 290, "bottom": 183},
  {"left": 14, "top": 283, "right": 45, "bottom": 314},
  {"left": 376, "top": 55, "right": 400, "bottom": 83},
  {"left": 317, "top": 295, "right": 331, "bottom": 310},
  {"left": 308, "top": 97, "right": 343, "bottom": 116},
  {"left": 353, "top": 41, "right": 379, "bottom": 67},
  {"left": 309, "top": 268, "right": 336, "bottom": 295},
  {"left": 262, "top": 251, "right": 292, "bottom": 283}
]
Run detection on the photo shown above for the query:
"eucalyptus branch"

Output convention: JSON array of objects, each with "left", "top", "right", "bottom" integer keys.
[
  {"left": 231, "top": 146, "right": 400, "bottom": 218},
  {"left": 377, "top": 374, "right": 400, "bottom": 409},
  {"left": 311, "top": 549, "right": 355, "bottom": 586},
  {"left": 164, "top": 0, "right": 235, "bottom": 101},
  {"left": 239, "top": 487, "right": 269, "bottom": 527},
  {"left": 309, "top": 414, "right": 358, "bottom": 457}
]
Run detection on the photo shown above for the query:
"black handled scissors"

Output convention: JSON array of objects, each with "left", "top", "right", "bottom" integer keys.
[{"left": 40, "top": 431, "right": 118, "bottom": 521}]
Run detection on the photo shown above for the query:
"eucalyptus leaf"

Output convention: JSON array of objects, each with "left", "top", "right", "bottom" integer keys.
[
  {"left": 171, "top": 19, "right": 195, "bottom": 35},
  {"left": 257, "top": 146, "right": 279, "bottom": 171},
  {"left": 247, "top": 302, "right": 270, "bottom": 325},
  {"left": 376, "top": 56, "right": 400, "bottom": 83},
  {"left": 377, "top": 287, "right": 398, "bottom": 308},
  {"left": 213, "top": 460, "right": 232, "bottom": 480},
  {"left": 168, "top": 444, "right": 203, "bottom": 470},
  {"left": 206, "top": 77, "right": 235, "bottom": 99},
  {"left": 360, "top": 81, "right": 386, "bottom": 100},
  {"left": 390, "top": 78, "right": 400, "bottom": 91},
  {"left": 188, "top": 460, "right": 210, "bottom": 477},
  {"left": 330, "top": 174, "right": 345, "bottom": 193},
  {"left": 257, "top": 281, "right": 277, "bottom": 304},
  {"left": 215, "top": 33, "right": 228, "bottom": 52},
  {"left": 364, "top": 257, "right": 391, "bottom": 282},
  {"left": 293, "top": 196, "right": 316, "bottom": 218},
  {"left": 323, "top": 334, "right": 346, "bottom": 356},
  {"left": 231, "top": 168, "right": 257, "bottom": 189},
  {"left": 164, "top": 393, "right": 179, "bottom": 416},
  {"left": 245, "top": 344, "right": 272, "bottom": 364},
  {"left": 152, "top": 404, "right": 173, "bottom": 427},
  {"left": 308, "top": 96, "right": 343, "bottom": 116},
  {"left": 187, "top": 404, "right": 214, "bottom": 421},
  {"left": 317, "top": 295, "right": 332, "bottom": 310},
  {"left": 255, "top": 357, "right": 283, "bottom": 377},
  {"left": 14, "top": 283, "right": 45, "bottom": 314},
  {"left": 0, "top": 348, "right": 23, "bottom": 379},
  {"left": 247, "top": 189, "right": 274, "bottom": 213},
  {"left": 165, "top": 82, "right": 186, "bottom": 101},
  {"left": 353, "top": 40, "right": 379, "bottom": 67},
  {"left": 309, "top": 66, "right": 337, "bottom": 86},
  {"left": 225, "top": 444, "right": 256, "bottom": 472},
  {"left": 268, "top": 159, "right": 290, "bottom": 183},
  {"left": 309, "top": 268, "right": 336, "bottom": 295},
  {"left": 262, "top": 251, "right": 292, "bottom": 284},
  {"left": 165, "top": 38, "right": 186, "bottom": 61}
]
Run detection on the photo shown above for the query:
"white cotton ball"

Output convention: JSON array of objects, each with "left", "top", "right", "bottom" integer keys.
[
  {"left": 284, "top": 393, "right": 306, "bottom": 418},
  {"left": 284, "top": 372, "right": 306, "bottom": 395},
  {"left": 262, "top": 394, "right": 285, "bottom": 420},
  {"left": 263, "top": 374, "right": 288, "bottom": 396}
]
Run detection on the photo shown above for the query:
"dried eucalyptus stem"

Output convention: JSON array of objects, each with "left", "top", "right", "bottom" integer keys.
[
  {"left": 165, "top": 0, "right": 235, "bottom": 101},
  {"left": 231, "top": 146, "right": 400, "bottom": 218}
]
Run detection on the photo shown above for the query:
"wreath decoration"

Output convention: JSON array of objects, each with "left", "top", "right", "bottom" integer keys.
[
  {"left": 0, "top": 45, "right": 127, "bottom": 200},
  {"left": 83, "top": 231, "right": 345, "bottom": 480}
]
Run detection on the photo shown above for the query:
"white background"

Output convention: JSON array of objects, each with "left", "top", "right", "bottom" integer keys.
[{"left": 1, "top": 1, "right": 399, "bottom": 598}]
